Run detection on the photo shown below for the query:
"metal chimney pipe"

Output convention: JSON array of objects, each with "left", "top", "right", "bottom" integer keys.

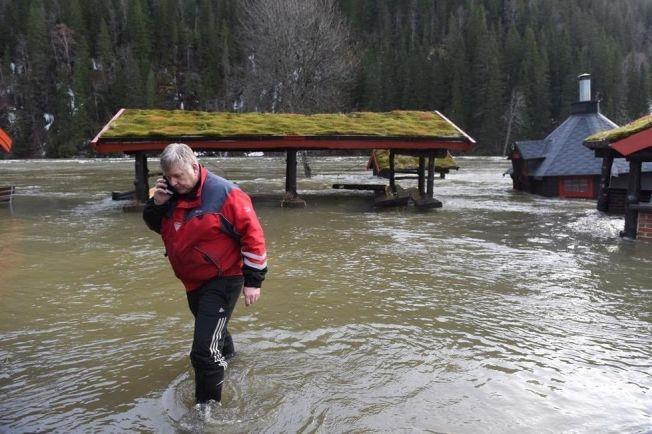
[{"left": 578, "top": 73, "right": 591, "bottom": 102}]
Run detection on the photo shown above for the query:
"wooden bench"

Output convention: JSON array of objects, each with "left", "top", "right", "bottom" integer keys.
[{"left": 0, "top": 185, "right": 15, "bottom": 204}]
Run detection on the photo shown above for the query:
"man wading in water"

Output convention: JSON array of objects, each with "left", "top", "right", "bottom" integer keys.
[{"left": 143, "top": 143, "right": 268, "bottom": 407}]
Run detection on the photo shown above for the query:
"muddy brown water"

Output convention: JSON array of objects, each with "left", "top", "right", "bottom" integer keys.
[{"left": 0, "top": 156, "right": 650, "bottom": 432}]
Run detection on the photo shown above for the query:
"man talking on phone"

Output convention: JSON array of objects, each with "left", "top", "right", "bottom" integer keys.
[{"left": 143, "top": 143, "right": 267, "bottom": 406}]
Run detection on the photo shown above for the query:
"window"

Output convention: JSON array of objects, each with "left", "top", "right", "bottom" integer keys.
[
  {"left": 563, "top": 178, "right": 589, "bottom": 193},
  {"left": 559, "top": 177, "right": 594, "bottom": 198}
]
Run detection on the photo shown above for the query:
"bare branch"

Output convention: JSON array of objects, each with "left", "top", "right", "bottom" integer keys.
[{"left": 232, "top": 0, "right": 358, "bottom": 114}]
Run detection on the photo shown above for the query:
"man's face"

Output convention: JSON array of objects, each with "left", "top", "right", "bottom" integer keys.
[{"left": 165, "top": 162, "right": 200, "bottom": 194}]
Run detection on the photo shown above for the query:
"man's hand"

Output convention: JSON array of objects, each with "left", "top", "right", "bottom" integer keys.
[
  {"left": 243, "top": 286, "right": 260, "bottom": 306},
  {"left": 153, "top": 178, "right": 173, "bottom": 205}
]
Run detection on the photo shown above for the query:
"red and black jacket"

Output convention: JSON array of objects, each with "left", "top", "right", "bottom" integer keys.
[{"left": 143, "top": 166, "right": 267, "bottom": 292}]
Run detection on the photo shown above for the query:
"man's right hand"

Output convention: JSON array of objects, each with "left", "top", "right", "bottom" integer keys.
[{"left": 153, "top": 178, "right": 173, "bottom": 205}]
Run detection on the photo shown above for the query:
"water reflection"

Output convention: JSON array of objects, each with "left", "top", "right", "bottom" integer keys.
[{"left": 0, "top": 157, "right": 650, "bottom": 432}]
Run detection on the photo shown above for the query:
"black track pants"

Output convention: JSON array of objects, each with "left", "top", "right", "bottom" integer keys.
[{"left": 187, "top": 276, "right": 243, "bottom": 403}]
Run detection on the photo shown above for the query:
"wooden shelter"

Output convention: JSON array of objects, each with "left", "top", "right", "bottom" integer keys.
[
  {"left": 91, "top": 109, "right": 475, "bottom": 208},
  {"left": 584, "top": 114, "right": 652, "bottom": 240}
]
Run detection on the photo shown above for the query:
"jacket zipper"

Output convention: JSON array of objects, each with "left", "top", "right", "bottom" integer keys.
[{"left": 194, "top": 246, "right": 224, "bottom": 276}]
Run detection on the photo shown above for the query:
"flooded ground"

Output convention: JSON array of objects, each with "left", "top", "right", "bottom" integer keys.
[{"left": 0, "top": 156, "right": 650, "bottom": 432}]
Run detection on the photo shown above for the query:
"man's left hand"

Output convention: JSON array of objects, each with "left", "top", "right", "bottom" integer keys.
[{"left": 243, "top": 286, "right": 260, "bottom": 306}]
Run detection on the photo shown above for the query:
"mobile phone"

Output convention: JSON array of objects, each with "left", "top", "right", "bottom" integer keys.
[{"left": 162, "top": 176, "right": 177, "bottom": 196}]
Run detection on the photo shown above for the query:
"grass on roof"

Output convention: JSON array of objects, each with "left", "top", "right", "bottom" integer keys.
[
  {"left": 101, "top": 109, "right": 466, "bottom": 140},
  {"left": 585, "top": 114, "right": 652, "bottom": 144},
  {"left": 373, "top": 149, "right": 458, "bottom": 170}
]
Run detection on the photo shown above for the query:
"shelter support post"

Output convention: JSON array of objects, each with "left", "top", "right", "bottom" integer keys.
[
  {"left": 134, "top": 152, "right": 149, "bottom": 203},
  {"left": 622, "top": 159, "right": 642, "bottom": 239},
  {"left": 282, "top": 149, "right": 306, "bottom": 208},
  {"left": 389, "top": 150, "right": 396, "bottom": 192},
  {"left": 418, "top": 157, "right": 426, "bottom": 196},
  {"left": 597, "top": 155, "right": 614, "bottom": 212},
  {"left": 427, "top": 154, "right": 435, "bottom": 198}
]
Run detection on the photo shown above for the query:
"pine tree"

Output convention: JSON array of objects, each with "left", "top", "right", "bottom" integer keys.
[
  {"left": 18, "top": 0, "right": 50, "bottom": 156},
  {"left": 71, "top": 38, "right": 92, "bottom": 154},
  {"left": 146, "top": 68, "right": 157, "bottom": 107},
  {"left": 520, "top": 27, "right": 551, "bottom": 138},
  {"left": 626, "top": 62, "right": 650, "bottom": 119},
  {"left": 547, "top": 28, "right": 574, "bottom": 122},
  {"left": 445, "top": 8, "right": 469, "bottom": 129},
  {"left": 502, "top": 25, "right": 523, "bottom": 92},
  {"left": 97, "top": 19, "right": 114, "bottom": 77},
  {"left": 474, "top": 27, "right": 505, "bottom": 154},
  {"left": 127, "top": 0, "right": 151, "bottom": 83},
  {"left": 62, "top": 0, "right": 85, "bottom": 33}
]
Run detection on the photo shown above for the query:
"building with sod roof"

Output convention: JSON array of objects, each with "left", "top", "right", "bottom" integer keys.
[
  {"left": 585, "top": 114, "right": 652, "bottom": 240},
  {"left": 507, "top": 74, "right": 650, "bottom": 205},
  {"left": 91, "top": 109, "right": 475, "bottom": 209}
]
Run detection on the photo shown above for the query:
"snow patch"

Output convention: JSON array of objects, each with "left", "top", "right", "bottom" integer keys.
[
  {"left": 44, "top": 113, "right": 55, "bottom": 130},
  {"left": 67, "top": 88, "right": 75, "bottom": 111}
]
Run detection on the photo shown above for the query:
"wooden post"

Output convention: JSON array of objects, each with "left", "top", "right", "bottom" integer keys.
[
  {"left": 418, "top": 157, "right": 425, "bottom": 197},
  {"left": 597, "top": 155, "right": 614, "bottom": 212},
  {"left": 134, "top": 152, "right": 149, "bottom": 203},
  {"left": 389, "top": 150, "right": 396, "bottom": 192},
  {"left": 622, "top": 159, "right": 642, "bottom": 239},
  {"left": 282, "top": 149, "right": 306, "bottom": 207},
  {"left": 427, "top": 154, "right": 435, "bottom": 198},
  {"left": 285, "top": 149, "right": 297, "bottom": 198}
]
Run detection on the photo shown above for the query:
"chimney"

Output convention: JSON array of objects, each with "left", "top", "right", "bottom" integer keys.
[
  {"left": 578, "top": 73, "right": 591, "bottom": 102},
  {"left": 571, "top": 73, "right": 598, "bottom": 114}
]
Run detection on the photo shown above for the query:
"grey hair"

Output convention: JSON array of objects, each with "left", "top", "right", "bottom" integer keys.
[{"left": 160, "top": 143, "right": 198, "bottom": 173}]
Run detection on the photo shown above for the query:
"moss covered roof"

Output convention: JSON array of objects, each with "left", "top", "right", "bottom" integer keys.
[
  {"left": 372, "top": 149, "right": 458, "bottom": 171},
  {"left": 585, "top": 114, "right": 652, "bottom": 144},
  {"left": 100, "top": 109, "right": 468, "bottom": 140}
]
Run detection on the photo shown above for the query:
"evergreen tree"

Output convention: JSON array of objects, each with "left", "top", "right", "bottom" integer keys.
[
  {"left": 474, "top": 27, "right": 505, "bottom": 154},
  {"left": 547, "top": 28, "right": 574, "bottom": 122},
  {"left": 61, "top": 0, "right": 85, "bottom": 33},
  {"left": 627, "top": 62, "right": 650, "bottom": 119},
  {"left": 445, "top": 8, "right": 469, "bottom": 129},
  {"left": 18, "top": 0, "right": 50, "bottom": 156},
  {"left": 502, "top": 25, "right": 523, "bottom": 92},
  {"left": 71, "top": 38, "right": 92, "bottom": 153},
  {"left": 146, "top": 68, "right": 157, "bottom": 108},
  {"left": 520, "top": 27, "right": 551, "bottom": 138},
  {"left": 97, "top": 19, "right": 114, "bottom": 78},
  {"left": 126, "top": 0, "right": 151, "bottom": 82}
]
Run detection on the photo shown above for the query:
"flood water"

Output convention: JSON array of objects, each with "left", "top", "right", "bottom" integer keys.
[{"left": 0, "top": 156, "right": 650, "bottom": 432}]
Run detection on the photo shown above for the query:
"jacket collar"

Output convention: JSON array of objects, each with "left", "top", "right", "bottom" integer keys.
[{"left": 174, "top": 165, "right": 206, "bottom": 209}]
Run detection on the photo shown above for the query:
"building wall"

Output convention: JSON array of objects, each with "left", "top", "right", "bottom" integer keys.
[
  {"left": 606, "top": 190, "right": 651, "bottom": 215},
  {"left": 558, "top": 176, "right": 598, "bottom": 199},
  {"left": 610, "top": 171, "right": 652, "bottom": 191},
  {"left": 510, "top": 157, "right": 529, "bottom": 191},
  {"left": 606, "top": 189, "right": 627, "bottom": 214},
  {"left": 637, "top": 209, "right": 652, "bottom": 241}
]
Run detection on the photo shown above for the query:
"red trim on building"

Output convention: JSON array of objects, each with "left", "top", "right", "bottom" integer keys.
[
  {"left": 92, "top": 138, "right": 473, "bottom": 154},
  {"left": 610, "top": 127, "right": 652, "bottom": 156}
]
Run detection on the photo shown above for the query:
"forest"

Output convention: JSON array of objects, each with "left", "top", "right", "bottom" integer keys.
[{"left": 0, "top": 0, "right": 650, "bottom": 157}]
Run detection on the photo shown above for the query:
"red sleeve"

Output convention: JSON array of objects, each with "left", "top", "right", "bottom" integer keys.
[{"left": 223, "top": 188, "right": 268, "bottom": 287}]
